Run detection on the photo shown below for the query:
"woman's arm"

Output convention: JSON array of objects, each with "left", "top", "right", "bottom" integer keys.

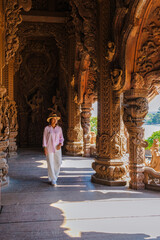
[
  {"left": 56, "top": 127, "right": 64, "bottom": 150},
  {"left": 43, "top": 127, "right": 48, "bottom": 155}
]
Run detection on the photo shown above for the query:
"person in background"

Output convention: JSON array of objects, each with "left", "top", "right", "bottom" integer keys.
[{"left": 43, "top": 113, "right": 64, "bottom": 186}]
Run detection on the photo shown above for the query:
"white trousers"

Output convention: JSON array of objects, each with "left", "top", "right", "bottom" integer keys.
[{"left": 46, "top": 149, "right": 62, "bottom": 183}]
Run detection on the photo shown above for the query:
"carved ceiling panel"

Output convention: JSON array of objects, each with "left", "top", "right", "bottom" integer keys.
[{"left": 135, "top": 3, "right": 160, "bottom": 77}]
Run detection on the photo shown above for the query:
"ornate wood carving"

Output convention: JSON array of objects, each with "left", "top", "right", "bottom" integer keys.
[
  {"left": 15, "top": 38, "right": 60, "bottom": 147},
  {"left": 146, "top": 139, "right": 160, "bottom": 172},
  {"left": 144, "top": 166, "right": 160, "bottom": 191},
  {"left": 105, "top": 42, "right": 116, "bottom": 62},
  {"left": 135, "top": 5, "right": 160, "bottom": 77},
  {"left": 81, "top": 96, "right": 92, "bottom": 156},
  {"left": 0, "top": 85, "right": 9, "bottom": 186},
  {"left": 65, "top": 24, "right": 83, "bottom": 155},
  {"left": 5, "top": 0, "right": 31, "bottom": 64},
  {"left": 8, "top": 100, "right": 18, "bottom": 157},
  {"left": 123, "top": 73, "right": 149, "bottom": 189},
  {"left": 69, "top": 0, "right": 98, "bottom": 156},
  {"left": 70, "top": 0, "right": 98, "bottom": 102},
  {"left": 17, "top": 22, "right": 68, "bottom": 86},
  {"left": 91, "top": 0, "right": 127, "bottom": 186}
]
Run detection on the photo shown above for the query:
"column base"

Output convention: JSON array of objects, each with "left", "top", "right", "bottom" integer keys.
[
  {"left": 92, "top": 159, "right": 127, "bottom": 186},
  {"left": 91, "top": 174, "right": 127, "bottom": 186},
  {"left": 65, "top": 141, "right": 83, "bottom": 156},
  {"left": 129, "top": 181, "right": 145, "bottom": 190},
  {"left": 129, "top": 164, "right": 145, "bottom": 190}
]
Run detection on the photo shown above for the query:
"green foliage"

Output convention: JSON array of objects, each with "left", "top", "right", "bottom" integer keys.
[
  {"left": 90, "top": 117, "right": 97, "bottom": 134},
  {"left": 145, "top": 130, "right": 160, "bottom": 149}
]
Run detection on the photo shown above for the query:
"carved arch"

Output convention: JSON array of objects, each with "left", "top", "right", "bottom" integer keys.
[{"left": 121, "top": 0, "right": 160, "bottom": 94}]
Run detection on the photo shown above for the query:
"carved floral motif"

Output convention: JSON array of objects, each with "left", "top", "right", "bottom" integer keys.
[{"left": 136, "top": 6, "right": 160, "bottom": 76}]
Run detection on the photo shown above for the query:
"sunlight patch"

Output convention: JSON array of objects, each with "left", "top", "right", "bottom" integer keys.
[
  {"left": 50, "top": 199, "right": 160, "bottom": 239},
  {"left": 35, "top": 160, "right": 47, "bottom": 168}
]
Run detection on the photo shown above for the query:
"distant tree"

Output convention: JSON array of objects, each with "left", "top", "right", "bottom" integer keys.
[
  {"left": 145, "top": 130, "right": 160, "bottom": 149},
  {"left": 90, "top": 117, "right": 97, "bottom": 134},
  {"left": 152, "top": 112, "right": 160, "bottom": 124},
  {"left": 145, "top": 113, "right": 154, "bottom": 124}
]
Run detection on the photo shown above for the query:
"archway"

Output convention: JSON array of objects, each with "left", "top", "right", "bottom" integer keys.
[{"left": 122, "top": 0, "right": 160, "bottom": 189}]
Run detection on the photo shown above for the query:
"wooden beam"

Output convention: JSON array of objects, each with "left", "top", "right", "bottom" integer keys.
[{"left": 22, "top": 14, "right": 66, "bottom": 23}]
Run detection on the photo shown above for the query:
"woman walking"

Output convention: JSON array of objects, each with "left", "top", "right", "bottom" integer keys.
[{"left": 43, "top": 113, "right": 64, "bottom": 186}]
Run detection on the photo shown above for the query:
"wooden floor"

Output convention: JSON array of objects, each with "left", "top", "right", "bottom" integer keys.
[{"left": 1, "top": 149, "right": 160, "bottom": 240}]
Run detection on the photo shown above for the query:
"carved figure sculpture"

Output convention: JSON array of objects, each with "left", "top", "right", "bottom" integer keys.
[
  {"left": 26, "top": 89, "right": 43, "bottom": 123},
  {"left": 105, "top": 42, "right": 116, "bottom": 62},
  {"left": 90, "top": 131, "right": 96, "bottom": 144},
  {"left": 110, "top": 69, "right": 123, "bottom": 91},
  {"left": 131, "top": 73, "right": 145, "bottom": 89},
  {"left": 150, "top": 139, "right": 160, "bottom": 172}
]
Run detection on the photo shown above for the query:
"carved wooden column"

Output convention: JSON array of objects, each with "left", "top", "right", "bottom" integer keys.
[
  {"left": 8, "top": 58, "right": 18, "bottom": 157},
  {"left": 91, "top": 0, "right": 126, "bottom": 186},
  {"left": 65, "top": 76, "right": 83, "bottom": 156},
  {"left": 4, "top": 0, "right": 31, "bottom": 157},
  {"left": 0, "top": 1, "right": 5, "bottom": 209},
  {"left": 0, "top": 2, "right": 5, "bottom": 85},
  {"left": 65, "top": 25, "right": 83, "bottom": 156},
  {"left": 81, "top": 96, "right": 92, "bottom": 157},
  {"left": 123, "top": 73, "right": 148, "bottom": 190},
  {"left": 0, "top": 85, "right": 9, "bottom": 187}
]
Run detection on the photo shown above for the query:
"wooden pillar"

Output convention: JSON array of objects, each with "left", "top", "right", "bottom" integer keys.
[
  {"left": 123, "top": 73, "right": 148, "bottom": 190},
  {"left": 91, "top": 0, "right": 126, "bottom": 186},
  {"left": 81, "top": 96, "right": 92, "bottom": 157},
  {"left": 65, "top": 26, "right": 83, "bottom": 156}
]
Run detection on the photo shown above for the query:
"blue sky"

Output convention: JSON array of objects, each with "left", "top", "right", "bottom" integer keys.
[{"left": 149, "top": 94, "right": 160, "bottom": 112}]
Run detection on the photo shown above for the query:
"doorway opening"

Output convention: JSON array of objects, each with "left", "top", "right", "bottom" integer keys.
[
  {"left": 90, "top": 100, "right": 97, "bottom": 156},
  {"left": 145, "top": 94, "right": 160, "bottom": 160}
]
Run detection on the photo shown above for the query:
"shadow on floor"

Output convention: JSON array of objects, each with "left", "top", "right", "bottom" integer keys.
[{"left": 1, "top": 148, "right": 160, "bottom": 240}]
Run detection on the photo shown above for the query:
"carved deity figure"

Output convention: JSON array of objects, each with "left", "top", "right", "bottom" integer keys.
[
  {"left": 51, "top": 90, "right": 66, "bottom": 117},
  {"left": 131, "top": 73, "right": 145, "bottom": 89},
  {"left": 26, "top": 89, "right": 43, "bottom": 123},
  {"left": 105, "top": 42, "right": 116, "bottom": 62},
  {"left": 90, "top": 131, "right": 96, "bottom": 144},
  {"left": 110, "top": 69, "right": 123, "bottom": 91},
  {"left": 149, "top": 139, "right": 160, "bottom": 172}
]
